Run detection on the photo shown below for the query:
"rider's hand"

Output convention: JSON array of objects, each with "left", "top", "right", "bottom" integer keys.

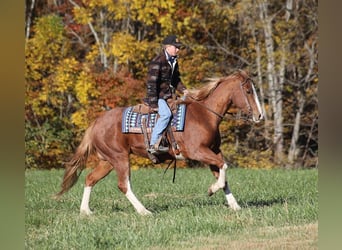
[{"left": 181, "top": 90, "right": 189, "bottom": 100}]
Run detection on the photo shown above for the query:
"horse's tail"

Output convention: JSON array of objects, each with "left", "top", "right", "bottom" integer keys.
[{"left": 55, "top": 121, "right": 95, "bottom": 198}]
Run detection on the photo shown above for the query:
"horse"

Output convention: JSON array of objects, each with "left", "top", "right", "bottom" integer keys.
[{"left": 55, "top": 70, "right": 263, "bottom": 215}]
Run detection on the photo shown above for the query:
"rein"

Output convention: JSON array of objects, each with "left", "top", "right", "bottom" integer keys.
[
  {"left": 187, "top": 95, "right": 225, "bottom": 119},
  {"left": 163, "top": 159, "right": 177, "bottom": 183}
]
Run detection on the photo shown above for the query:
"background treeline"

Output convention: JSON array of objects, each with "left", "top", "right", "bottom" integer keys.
[{"left": 25, "top": 0, "right": 318, "bottom": 169}]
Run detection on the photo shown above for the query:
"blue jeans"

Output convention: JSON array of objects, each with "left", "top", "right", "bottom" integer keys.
[{"left": 150, "top": 99, "right": 172, "bottom": 146}]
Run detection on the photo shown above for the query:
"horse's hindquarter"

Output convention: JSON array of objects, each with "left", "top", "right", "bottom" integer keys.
[{"left": 92, "top": 108, "right": 145, "bottom": 156}]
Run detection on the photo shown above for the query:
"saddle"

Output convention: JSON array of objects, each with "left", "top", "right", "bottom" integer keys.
[
  {"left": 131, "top": 98, "right": 179, "bottom": 114},
  {"left": 122, "top": 99, "right": 185, "bottom": 163},
  {"left": 131, "top": 103, "right": 155, "bottom": 114}
]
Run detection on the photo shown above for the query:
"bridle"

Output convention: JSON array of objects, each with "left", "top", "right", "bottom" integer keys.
[
  {"left": 239, "top": 77, "right": 253, "bottom": 119},
  {"left": 187, "top": 77, "right": 254, "bottom": 121}
]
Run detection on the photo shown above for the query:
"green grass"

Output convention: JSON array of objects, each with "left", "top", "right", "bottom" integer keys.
[{"left": 25, "top": 168, "right": 318, "bottom": 249}]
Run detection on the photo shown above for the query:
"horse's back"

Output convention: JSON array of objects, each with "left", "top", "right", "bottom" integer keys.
[
  {"left": 92, "top": 107, "right": 145, "bottom": 150},
  {"left": 91, "top": 107, "right": 126, "bottom": 139}
]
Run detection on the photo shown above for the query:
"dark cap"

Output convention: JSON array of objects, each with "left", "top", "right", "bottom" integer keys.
[{"left": 162, "top": 35, "right": 184, "bottom": 48}]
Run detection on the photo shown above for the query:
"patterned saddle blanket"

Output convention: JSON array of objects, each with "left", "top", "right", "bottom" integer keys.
[{"left": 122, "top": 104, "right": 186, "bottom": 133}]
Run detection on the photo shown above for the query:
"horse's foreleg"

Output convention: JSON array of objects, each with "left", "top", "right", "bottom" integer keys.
[
  {"left": 208, "top": 163, "right": 228, "bottom": 195},
  {"left": 223, "top": 181, "right": 241, "bottom": 211},
  {"left": 209, "top": 164, "right": 241, "bottom": 211},
  {"left": 80, "top": 161, "right": 113, "bottom": 215}
]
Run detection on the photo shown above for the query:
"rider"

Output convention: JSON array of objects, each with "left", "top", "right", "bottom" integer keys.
[{"left": 145, "top": 35, "right": 188, "bottom": 154}]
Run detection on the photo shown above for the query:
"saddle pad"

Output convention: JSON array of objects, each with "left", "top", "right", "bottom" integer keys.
[{"left": 122, "top": 104, "right": 186, "bottom": 133}]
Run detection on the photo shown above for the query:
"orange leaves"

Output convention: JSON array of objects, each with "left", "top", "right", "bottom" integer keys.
[{"left": 25, "top": 1, "right": 318, "bottom": 169}]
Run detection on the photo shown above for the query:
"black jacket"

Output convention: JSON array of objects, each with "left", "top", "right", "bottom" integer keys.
[{"left": 145, "top": 50, "right": 186, "bottom": 108}]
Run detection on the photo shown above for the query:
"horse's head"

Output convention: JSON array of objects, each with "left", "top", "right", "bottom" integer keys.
[{"left": 231, "top": 74, "right": 263, "bottom": 123}]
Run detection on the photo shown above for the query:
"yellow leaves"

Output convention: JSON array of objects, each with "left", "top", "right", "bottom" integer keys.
[
  {"left": 75, "top": 71, "right": 99, "bottom": 105},
  {"left": 73, "top": 6, "right": 93, "bottom": 24},
  {"left": 237, "top": 150, "right": 274, "bottom": 169},
  {"left": 70, "top": 70, "right": 99, "bottom": 129},
  {"left": 54, "top": 57, "right": 79, "bottom": 93},
  {"left": 54, "top": 57, "right": 99, "bottom": 107},
  {"left": 158, "top": 12, "right": 174, "bottom": 31},
  {"left": 71, "top": 109, "right": 88, "bottom": 128},
  {"left": 25, "top": 14, "right": 69, "bottom": 82},
  {"left": 110, "top": 33, "right": 150, "bottom": 66},
  {"left": 111, "top": 33, "right": 135, "bottom": 63},
  {"left": 130, "top": 155, "right": 151, "bottom": 170},
  {"left": 111, "top": 0, "right": 129, "bottom": 20},
  {"left": 85, "top": 44, "right": 100, "bottom": 63},
  {"left": 86, "top": 0, "right": 114, "bottom": 8},
  {"left": 34, "top": 14, "right": 65, "bottom": 41},
  {"left": 129, "top": 0, "right": 175, "bottom": 26}
]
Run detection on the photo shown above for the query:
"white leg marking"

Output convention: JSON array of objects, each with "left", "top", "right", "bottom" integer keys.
[
  {"left": 80, "top": 186, "right": 93, "bottom": 215},
  {"left": 125, "top": 180, "right": 152, "bottom": 216},
  {"left": 209, "top": 163, "right": 228, "bottom": 195},
  {"left": 225, "top": 193, "right": 241, "bottom": 211},
  {"left": 223, "top": 180, "right": 241, "bottom": 210}
]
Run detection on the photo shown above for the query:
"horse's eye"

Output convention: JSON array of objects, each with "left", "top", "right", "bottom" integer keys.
[{"left": 246, "top": 89, "right": 251, "bottom": 94}]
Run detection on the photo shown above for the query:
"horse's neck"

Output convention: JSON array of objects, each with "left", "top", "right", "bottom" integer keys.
[{"left": 203, "top": 82, "right": 233, "bottom": 119}]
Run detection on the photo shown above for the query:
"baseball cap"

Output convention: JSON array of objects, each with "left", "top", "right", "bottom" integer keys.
[{"left": 162, "top": 35, "right": 184, "bottom": 48}]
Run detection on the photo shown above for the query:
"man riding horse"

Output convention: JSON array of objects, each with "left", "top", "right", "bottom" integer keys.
[{"left": 145, "top": 35, "right": 189, "bottom": 154}]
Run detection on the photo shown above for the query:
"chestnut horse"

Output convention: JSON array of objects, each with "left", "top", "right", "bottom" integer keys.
[{"left": 56, "top": 70, "right": 263, "bottom": 215}]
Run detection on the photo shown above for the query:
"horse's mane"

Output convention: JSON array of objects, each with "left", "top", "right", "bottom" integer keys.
[{"left": 188, "top": 70, "right": 246, "bottom": 101}]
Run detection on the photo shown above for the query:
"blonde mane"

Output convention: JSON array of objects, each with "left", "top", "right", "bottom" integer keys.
[{"left": 188, "top": 71, "right": 244, "bottom": 101}]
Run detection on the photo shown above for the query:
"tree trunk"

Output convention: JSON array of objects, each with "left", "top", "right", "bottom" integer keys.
[
  {"left": 285, "top": 0, "right": 293, "bottom": 21},
  {"left": 25, "top": 0, "right": 36, "bottom": 39},
  {"left": 287, "top": 91, "right": 305, "bottom": 166},
  {"left": 288, "top": 40, "right": 316, "bottom": 166},
  {"left": 259, "top": 1, "right": 284, "bottom": 164}
]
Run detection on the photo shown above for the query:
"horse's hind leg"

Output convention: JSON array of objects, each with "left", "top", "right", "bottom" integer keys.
[
  {"left": 115, "top": 159, "right": 152, "bottom": 216},
  {"left": 121, "top": 177, "right": 152, "bottom": 216},
  {"left": 209, "top": 164, "right": 241, "bottom": 211},
  {"left": 80, "top": 160, "right": 113, "bottom": 215}
]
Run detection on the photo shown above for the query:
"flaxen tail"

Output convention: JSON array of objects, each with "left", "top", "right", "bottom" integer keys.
[{"left": 55, "top": 121, "right": 95, "bottom": 198}]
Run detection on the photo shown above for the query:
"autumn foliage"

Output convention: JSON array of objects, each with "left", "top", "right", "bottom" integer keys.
[{"left": 25, "top": 0, "right": 318, "bottom": 169}]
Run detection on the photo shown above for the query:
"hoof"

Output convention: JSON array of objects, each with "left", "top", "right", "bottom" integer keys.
[
  {"left": 229, "top": 203, "right": 241, "bottom": 211},
  {"left": 226, "top": 193, "right": 241, "bottom": 211},
  {"left": 80, "top": 209, "right": 93, "bottom": 216},
  {"left": 138, "top": 209, "right": 152, "bottom": 216}
]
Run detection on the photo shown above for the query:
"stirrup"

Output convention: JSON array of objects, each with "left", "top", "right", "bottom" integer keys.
[
  {"left": 148, "top": 145, "right": 169, "bottom": 155},
  {"left": 156, "top": 145, "right": 169, "bottom": 152}
]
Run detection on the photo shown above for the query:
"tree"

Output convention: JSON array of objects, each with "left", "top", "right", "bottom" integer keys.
[
  {"left": 25, "top": 0, "right": 318, "bottom": 169},
  {"left": 25, "top": 14, "right": 99, "bottom": 168}
]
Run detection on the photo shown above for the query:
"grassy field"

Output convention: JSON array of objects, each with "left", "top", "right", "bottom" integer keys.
[{"left": 25, "top": 167, "right": 318, "bottom": 249}]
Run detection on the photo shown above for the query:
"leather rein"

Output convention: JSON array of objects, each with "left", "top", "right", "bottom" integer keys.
[{"left": 187, "top": 95, "right": 225, "bottom": 119}]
